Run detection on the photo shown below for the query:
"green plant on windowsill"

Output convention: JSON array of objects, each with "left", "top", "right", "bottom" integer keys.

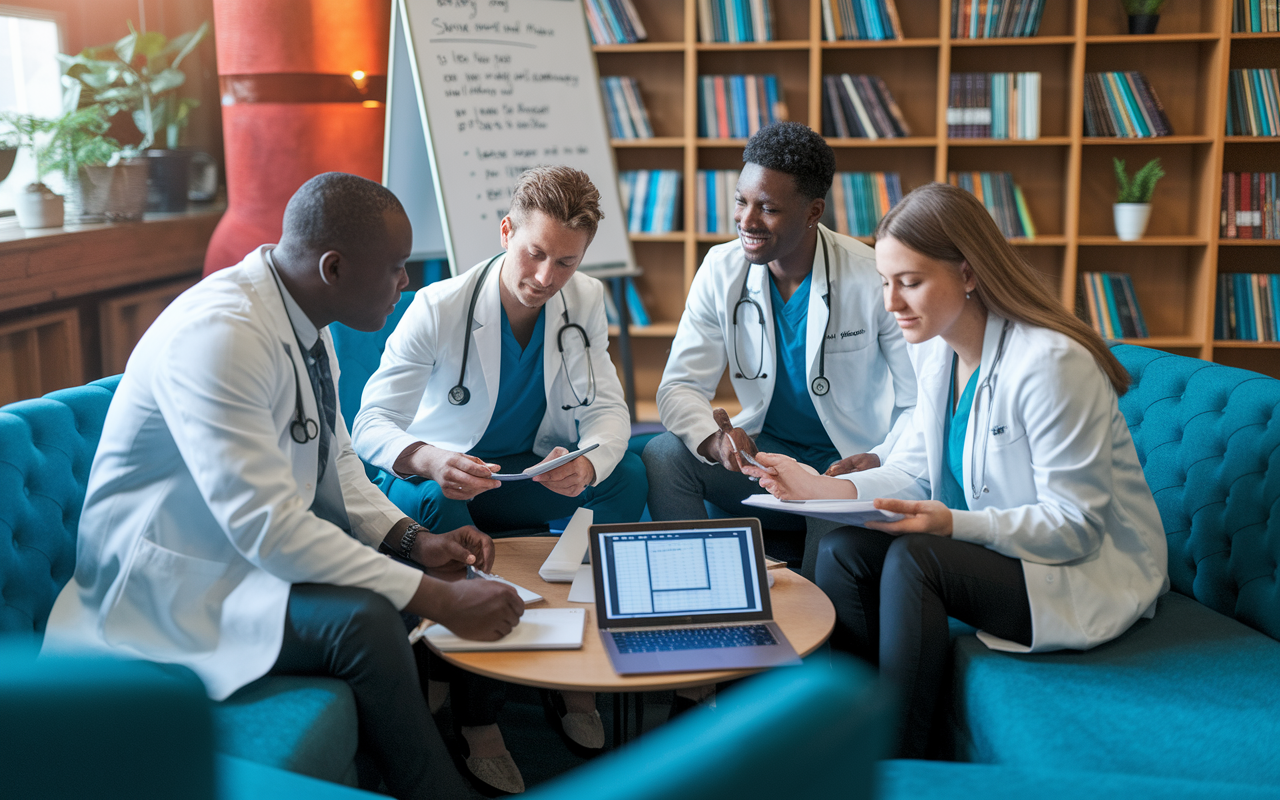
[
  {"left": 1121, "top": 0, "right": 1167, "bottom": 14},
  {"left": 60, "top": 20, "right": 210, "bottom": 152}
]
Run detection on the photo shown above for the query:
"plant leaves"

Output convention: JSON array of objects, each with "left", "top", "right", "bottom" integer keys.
[
  {"left": 166, "top": 21, "right": 210, "bottom": 72},
  {"left": 134, "top": 31, "right": 167, "bottom": 60},
  {"left": 147, "top": 68, "right": 186, "bottom": 95}
]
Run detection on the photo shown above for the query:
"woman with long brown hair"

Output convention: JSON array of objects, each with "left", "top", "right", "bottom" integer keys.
[{"left": 744, "top": 182, "right": 1168, "bottom": 757}]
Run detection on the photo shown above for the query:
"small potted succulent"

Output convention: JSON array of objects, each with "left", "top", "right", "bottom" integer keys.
[
  {"left": 47, "top": 105, "right": 148, "bottom": 223},
  {"left": 0, "top": 112, "right": 65, "bottom": 228},
  {"left": 1122, "top": 0, "right": 1167, "bottom": 34},
  {"left": 60, "top": 20, "right": 210, "bottom": 212},
  {"left": 1113, "top": 157, "right": 1166, "bottom": 240}
]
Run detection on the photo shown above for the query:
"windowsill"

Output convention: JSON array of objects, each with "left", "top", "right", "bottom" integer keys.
[{"left": 0, "top": 200, "right": 225, "bottom": 246}]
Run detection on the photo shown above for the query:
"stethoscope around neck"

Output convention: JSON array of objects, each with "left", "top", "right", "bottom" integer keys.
[
  {"left": 732, "top": 230, "right": 833, "bottom": 396},
  {"left": 448, "top": 252, "right": 596, "bottom": 411},
  {"left": 265, "top": 247, "right": 321, "bottom": 445},
  {"left": 968, "top": 319, "right": 1012, "bottom": 501}
]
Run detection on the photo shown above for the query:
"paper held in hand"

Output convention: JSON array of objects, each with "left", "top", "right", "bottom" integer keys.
[
  {"left": 491, "top": 443, "right": 600, "bottom": 482},
  {"left": 539, "top": 506, "right": 593, "bottom": 582},
  {"left": 424, "top": 608, "right": 586, "bottom": 652},
  {"left": 742, "top": 495, "right": 905, "bottom": 526}
]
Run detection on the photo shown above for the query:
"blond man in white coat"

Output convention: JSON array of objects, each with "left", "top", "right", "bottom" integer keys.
[
  {"left": 747, "top": 183, "right": 1168, "bottom": 758},
  {"left": 43, "top": 174, "right": 522, "bottom": 800}
]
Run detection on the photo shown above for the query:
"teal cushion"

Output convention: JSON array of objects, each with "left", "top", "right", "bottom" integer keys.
[
  {"left": 214, "top": 675, "right": 358, "bottom": 784},
  {"left": 877, "top": 760, "right": 1280, "bottom": 800},
  {"left": 951, "top": 592, "right": 1280, "bottom": 783},
  {"left": 329, "top": 293, "right": 414, "bottom": 439},
  {"left": 217, "top": 754, "right": 377, "bottom": 800}
]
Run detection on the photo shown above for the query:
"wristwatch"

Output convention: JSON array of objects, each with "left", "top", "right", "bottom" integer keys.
[{"left": 382, "top": 522, "right": 425, "bottom": 561}]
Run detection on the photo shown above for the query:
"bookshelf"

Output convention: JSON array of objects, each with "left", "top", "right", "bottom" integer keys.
[{"left": 596, "top": 0, "right": 1280, "bottom": 420}]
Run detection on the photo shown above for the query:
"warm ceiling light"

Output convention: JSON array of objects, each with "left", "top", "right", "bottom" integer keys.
[
  {"left": 351, "top": 70, "right": 366, "bottom": 80},
  {"left": 350, "top": 70, "right": 369, "bottom": 92}
]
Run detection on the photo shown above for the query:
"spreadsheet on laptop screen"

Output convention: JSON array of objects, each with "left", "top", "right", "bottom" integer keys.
[{"left": 597, "top": 527, "right": 763, "bottom": 621}]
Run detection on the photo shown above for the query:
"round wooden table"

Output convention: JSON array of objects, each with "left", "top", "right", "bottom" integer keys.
[{"left": 428, "top": 537, "right": 837, "bottom": 693}]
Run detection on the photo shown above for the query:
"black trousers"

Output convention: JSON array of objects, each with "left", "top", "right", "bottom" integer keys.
[
  {"left": 815, "top": 528, "right": 1033, "bottom": 758},
  {"left": 270, "top": 584, "right": 470, "bottom": 800},
  {"left": 419, "top": 647, "right": 507, "bottom": 728}
]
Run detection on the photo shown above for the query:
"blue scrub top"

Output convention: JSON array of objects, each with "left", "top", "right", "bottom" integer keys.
[
  {"left": 761, "top": 273, "right": 840, "bottom": 472},
  {"left": 941, "top": 354, "right": 980, "bottom": 511},
  {"left": 470, "top": 306, "right": 548, "bottom": 460}
]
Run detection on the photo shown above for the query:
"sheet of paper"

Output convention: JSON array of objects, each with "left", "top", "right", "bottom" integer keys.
[
  {"left": 567, "top": 563, "right": 595, "bottom": 603},
  {"left": 425, "top": 608, "right": 585, "bottom": 651},
  {"left": 471, "top": 569, "right": 543, "bottom": 605},
  {"left": 539, "top": 506, "right": 592, "bottom": 582},
  {"left": 490, "top": 443, "right": 601, "bottom": 481},
  {"left": 742, "top": 494, "right": 905, "bottom": 526}
]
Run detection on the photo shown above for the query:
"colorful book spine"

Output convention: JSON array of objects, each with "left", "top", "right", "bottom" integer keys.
[
  {"left": 584, "top": 0, "right": 648, "bottom": 44},
  {"left": 696, "top": 170, "right": 742, "bottom": 234},
  {"left": 698, "top": 74, "right": 784, "bottom": 138},
  {"left": 1214, "top": 272, "right": 1280, "bottom": 341},
  {"left": 1082, "top": 72, "right": 1172, "bottom": 138},
  {"left": 697, "top": 0, "right": 775, "bottom": 42},
  {"left": 1234, "top": 0, "right": 1280, "bottom": 32},
  {"left": 600, "top": 76, "right": 654, "bottom": 139},
  {"left": 826, "top": 172, "right": 903, "bottom": 236},
  {"left": 619, "top": 170, "right": 682, "bottom": 234},
  {"left": 819, "top": 0, "right": 903, "bottom": 40},
  {"left": 1079, "top": 272, "right": 1148, "bottom": 339},
  {"left": 950, "top": 0, "right": 1045, "bottom": 37},
  {"left": 820, "top": 74, "right": 910, "bottom": 138},
  {"left": 947, "top": 72, "right": 1040, "bottom": 139},
  {"left": 1227, "top": 69, "right": 1280, "bottom": 136},
  {"left": 947, "top": 171, "right": 1036, "bottom": 239},
  {"left": 1220, "top": 172, "right": 1280, "bottom": 239}
]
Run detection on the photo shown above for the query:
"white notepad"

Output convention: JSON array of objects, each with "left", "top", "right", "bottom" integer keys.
[
  {"left": 490, "top": 444, "right": 600, "bottom": 481},
  {"left": 539, "top": 507, "right": 592, "bottom": 582},
  {"left": 742, "top": 494, "right": 905, "bottom": 526},
  {"left": 424, "top": 608, "right": 585, "bottom": 651}
]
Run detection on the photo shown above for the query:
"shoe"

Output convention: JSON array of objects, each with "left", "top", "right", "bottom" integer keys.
[
  {"left": 560, "top": 709, "right": 605, "bottom": 750},
  {"left": 544, "top": 690, "right": 606, "bottom": 753},
  {"left": 465, "top": 752, "right": 525, "bottom": 795}
]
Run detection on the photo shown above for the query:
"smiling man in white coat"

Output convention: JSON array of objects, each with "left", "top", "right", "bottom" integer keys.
[
  {"left": 643, "top": 122, "right": 917, "bottom": 531},
  {"left": 42, "top": 173, "right": 521, "bottom": 800},
  {"left": 352, "top": 165, "right": 643, "bottom": 792}
]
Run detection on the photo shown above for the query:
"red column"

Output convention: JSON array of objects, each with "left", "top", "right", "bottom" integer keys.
[{"left": 204, "top": 0, "right": 390, "bottom": 275}]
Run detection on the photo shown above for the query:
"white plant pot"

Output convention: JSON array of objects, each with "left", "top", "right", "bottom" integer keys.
[
  {"left": 14, "top": 185, "right": 65, "bottom": 229},
  {"left": 1114, "top": 202, "right": 1152, "bottom": 241}
]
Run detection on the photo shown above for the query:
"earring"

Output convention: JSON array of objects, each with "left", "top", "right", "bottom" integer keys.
[{"left": 966, "top": 292, "right": 971, "bottom": 299}]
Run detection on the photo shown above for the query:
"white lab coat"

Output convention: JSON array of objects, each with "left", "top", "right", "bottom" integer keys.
[
  {"left": 846, "top": 312, "right": 1169, "bottom": 652},
  {"left": 43, "top": 247, "right": 423, "bottom": 700},
  {"left": 352, "top": 254, "right": 630, "bottom": 483},
  {"left": 657, "top": 224, "right": 916, "bottom": 463}
]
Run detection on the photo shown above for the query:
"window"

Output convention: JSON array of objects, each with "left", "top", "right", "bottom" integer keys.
[{"left": 0, "top": 6, "right": 64, "bottom": 215}]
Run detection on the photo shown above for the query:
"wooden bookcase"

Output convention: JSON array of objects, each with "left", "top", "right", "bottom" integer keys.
[{"left": 596, "top": 0, "right": 1280, "bottom": 420}]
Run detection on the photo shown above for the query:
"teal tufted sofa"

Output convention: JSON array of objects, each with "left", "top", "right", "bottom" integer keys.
[
  {"left": 0, "top": 376, "right": 362, "bottom": 786},
  {"left": 935, "top": 345, "right": 1280, "bottom": 790}
]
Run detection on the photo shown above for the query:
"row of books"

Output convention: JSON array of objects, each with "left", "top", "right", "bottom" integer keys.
[
  {"left": 1215, "top": 273, "right": 1280, "bottom": 341},
  {"left": 1232, "top": 0, "right": 1280, "bottom": 32},
  {"left": 1226, "top": 69, "right": 1280, "bottom": 137},
  {"left": 1080, "top": 272, "right": 1149, "bottom": 340},
  {"left": 948, "top": 171, "right": 1037, "bottom": 239},
  {"left": 951, "top": 0, "right": 1047, "bottom": 38},
  {"left": 1220, "top": 172, "right": 1280, "bottom": 240},
  {"left": 695, "top": 170, "right": 740, "bottom": 235},
  {"left": 697, "top": 74, "right": 785, "bottom": 139},
  {"left": 603, "top": 280, "right": 652, "bottom": 327},
  {"left": 601, "top": 76, "right": 654, "bottom": 139},
  {"left": 819, "top": 0, "right": 904, "bottom": 41},
  {"left": 1082, "top": 71, "right": 1173, "bottom": 138},
  {"left": 620, "top": 170, "right": 682, "bottom": 234},
  {"left": 829, "top": 172, "right": 905, "bottom": 238},
  {"left": 821, "top": 74, "right": 911, "bottom": 139},
  {"left": 696, "top": 0, "right": 775, "bottom": 43},
  {"left": 946, "top": 72, "right": 1041, "bottom": 139},
  {"left": 584, "top": 0, "right": 647, "bottom": 45}
]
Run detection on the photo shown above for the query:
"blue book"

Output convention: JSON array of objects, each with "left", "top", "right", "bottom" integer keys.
[
  {"left": 625, "top": 280, "right": 651, "bottom": 326},
  {"left": 765, "top": 75, "right": 780, "bottom": 124},
  {"left": 1101, "top": 272, "right": 1123, "bottom": 338},
  {"left": 731, "top": 75, "right": 748, "bottom": 137},
  {"left": 1270, "top": 274, "right": 1280, "bottom": 335}
]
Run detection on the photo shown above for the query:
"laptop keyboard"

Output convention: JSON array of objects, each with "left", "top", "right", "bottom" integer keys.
[{"left": 611, "top": 624, "right": 777, "bottom": 653}]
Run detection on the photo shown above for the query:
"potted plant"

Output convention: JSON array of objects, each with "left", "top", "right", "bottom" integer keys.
[
  {"left": 1113, "top": 157, "right": 1165, "bottom": 240},
  {"left": 46, "top": 106, "right": 147, "bottom": 223},
  {"left": 60, "top": 20, "right": 210, "bottom": 212},
  {"left": 0, "top": 112, "right": 65, "bottom": 228},
  {"left": 1122, "top": 0, "right": 1167, "bottom": 34}
]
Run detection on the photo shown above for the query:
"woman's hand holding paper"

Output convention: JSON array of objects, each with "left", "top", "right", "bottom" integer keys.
[
  {"left": 863, "top": 498, "right": 953, "bottom": 537},
  {"left": 743, "top": 452, "right": 858, "bottom": 501}
]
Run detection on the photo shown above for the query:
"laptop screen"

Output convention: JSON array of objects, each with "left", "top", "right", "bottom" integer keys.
[{"left": 593, "top": 523, "right": 765, "bottom": 624}]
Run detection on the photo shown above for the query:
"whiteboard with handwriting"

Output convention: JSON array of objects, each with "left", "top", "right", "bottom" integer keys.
[{"left": 394, "top": 0, "right": 633, "bottom": 275}]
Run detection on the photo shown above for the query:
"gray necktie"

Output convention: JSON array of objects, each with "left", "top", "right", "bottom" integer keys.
[{"left": 305, "top": 338, "right": 337, "bottom": 484}]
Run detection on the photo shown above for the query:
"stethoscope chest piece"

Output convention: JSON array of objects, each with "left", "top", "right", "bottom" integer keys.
[
  {"left": 811, "top": 376, "right": 830, "bottom": 396},
  {"left": 448, "top": 385, "right": 470, "bottom": 406}
]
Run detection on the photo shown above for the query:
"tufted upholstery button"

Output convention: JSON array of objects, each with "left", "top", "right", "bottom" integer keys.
[{"left": 1045, "top": 574, "right": 1054, "bottom": 583}]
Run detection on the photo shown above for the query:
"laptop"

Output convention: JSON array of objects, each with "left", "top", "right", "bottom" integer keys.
[{"left": 589, "top": 518, "right": 801, "bottom": 675}]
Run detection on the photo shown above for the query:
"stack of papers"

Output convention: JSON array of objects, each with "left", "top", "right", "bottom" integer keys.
[
  {"left": 470, "top": 568, "right": 543, "bottom": 605},
  {"left": 742, "top": 495, "right": 904, "bottom": 526},
  {"left": 539, "top": 507, "right": 592, "bottom": 582}
]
